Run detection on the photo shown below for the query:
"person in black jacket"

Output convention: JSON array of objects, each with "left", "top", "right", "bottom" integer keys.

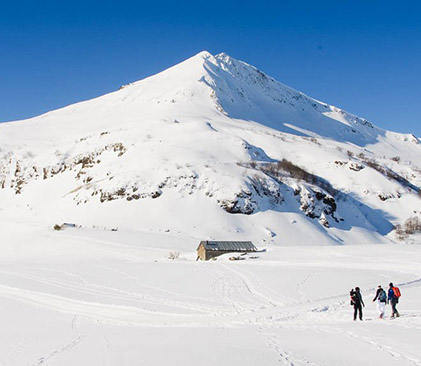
[{"left": 351, "top": 287, "right": 365, "bottom": 321}]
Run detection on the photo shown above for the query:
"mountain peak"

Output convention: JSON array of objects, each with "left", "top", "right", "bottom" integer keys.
[
  {"left": 215, "top": 52, "right": 232, "bottom": 62},
  {"left": 1, "top": 50, "right": 420, "bottom": 247},
  {"left": 194, "top": 50, "right": 213, "bottom": 59}
]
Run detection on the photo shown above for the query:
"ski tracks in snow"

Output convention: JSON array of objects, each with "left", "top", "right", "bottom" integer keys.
[
  {"left": 221, "top": 264, "right": 297, "bottom": 307},
  {"left": 0, "top": 269, "right": 228, "bottom": 321},
  {"left": 296, "top": 272, "right": 317, "bottom": 304},
  {"left": 34, "top": 316, "right": 83, "bottom": 366},
  {"left": 201, "top": 262, "right": 294, "bottom": 317},
  {"left": 0, "top": 258, "right": 419, "bottom": 365},
  {"left": 343, "top": 329, "right": 421, "bottom": 366},
  {"left": 264, "top": 333, "right": 322, "bottom": 366}
]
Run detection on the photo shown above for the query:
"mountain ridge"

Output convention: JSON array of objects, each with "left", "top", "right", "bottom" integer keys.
[{"left": 1, "top": 51, "right": 420, "bottom": 246}]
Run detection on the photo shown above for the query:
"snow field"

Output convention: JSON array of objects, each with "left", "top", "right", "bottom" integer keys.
[{"left": 0, "top": 223, "right": 420, "bottom": 365}]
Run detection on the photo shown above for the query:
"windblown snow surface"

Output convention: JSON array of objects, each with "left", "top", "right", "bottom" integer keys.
[{"left": 0, "top": 51, "right": 420, "bottom": 365}]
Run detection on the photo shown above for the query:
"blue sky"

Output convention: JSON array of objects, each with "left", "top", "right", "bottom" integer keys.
[{"left": 1, "top": 0, "right": 420, "bottom": 136}]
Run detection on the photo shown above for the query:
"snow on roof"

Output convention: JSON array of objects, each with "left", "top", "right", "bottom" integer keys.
[{"left": 199, "top": 241, "right": 257, "bottom": 252}]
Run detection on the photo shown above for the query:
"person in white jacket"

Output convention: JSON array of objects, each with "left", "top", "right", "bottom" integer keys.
[{"left": 372, "top": 285, "right": 387, "bottom": 318}]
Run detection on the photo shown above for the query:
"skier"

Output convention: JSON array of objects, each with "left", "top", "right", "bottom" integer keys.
[
  {"left": 372, "top": 285, "right": 387, "bottom": 318},
  {"left": 388, "top": 282, "right": 401, "bottom": 318},
  {"left": 350, "top": 287, "right": 365, "bottom": 321}
]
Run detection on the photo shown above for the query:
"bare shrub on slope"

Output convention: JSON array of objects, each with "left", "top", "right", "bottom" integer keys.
[
  {"left": 360, "top": 157, "right": 420, "bottom": 194},
  {"left": 395, "top": 216, "right": 421, "bottom": 240},
  {"left": 239, "top": 159, "right": 340, "bottom": 223},
  {"left": 258, "top": 159, "right": 338, "bottom": 197}
]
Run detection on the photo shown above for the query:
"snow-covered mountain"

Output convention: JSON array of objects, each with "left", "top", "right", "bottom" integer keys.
[{"left": 1, "top": 50, "right": 420, "bottom": 245}]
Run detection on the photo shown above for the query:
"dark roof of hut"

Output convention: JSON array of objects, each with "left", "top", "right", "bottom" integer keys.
[{"left": 198, "top": 241, "right": 257, "bottom": 251}]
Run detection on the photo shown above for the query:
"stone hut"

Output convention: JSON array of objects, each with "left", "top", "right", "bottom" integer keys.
[{"left": 196, "top": 241, "right": 257, "bottom": 261}]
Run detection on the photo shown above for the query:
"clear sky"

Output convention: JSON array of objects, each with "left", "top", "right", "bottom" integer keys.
[{"left": 1, "top": 0, "right": 420, "bottom": 136}]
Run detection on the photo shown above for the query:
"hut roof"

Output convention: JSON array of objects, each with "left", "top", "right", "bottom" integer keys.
[{"left": 198, "top": 241, "right": 257, "bottom": 252}]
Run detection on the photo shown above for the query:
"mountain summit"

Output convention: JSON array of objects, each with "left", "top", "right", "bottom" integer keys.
[{"left": 1, "top": 51, "right": 420, "bottom": 245}]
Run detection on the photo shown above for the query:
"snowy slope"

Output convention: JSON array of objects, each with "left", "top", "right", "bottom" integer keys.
[
  {"left": 1, "top": 50, "right": 420, "bottom": 246},
  {"left": 0, "top": 224, "right": 420, "bottom": 366}
]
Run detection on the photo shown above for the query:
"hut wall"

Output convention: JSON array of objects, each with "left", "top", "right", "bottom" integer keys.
[
  {"left": 205, "top": 249, "right": 255, "bottom": 260},
  {"left": 197, "top": 245, "right": 206, "bottom": 260},
  {"left": 205, "top": 250, "right": 228, "bottom": 260}
]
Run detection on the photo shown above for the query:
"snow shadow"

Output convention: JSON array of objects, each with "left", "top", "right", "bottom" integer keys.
[
  {"left": 332, "top": 194, "right": 395, "bottom": 235},
  {"left": 242, "top": 141, "right": 277, "bottom": 163},
  {"left": 202, "top": 60, "right": 386, "bottom": 147},
  {"left": 247, "top": 171, "right": 395, "bottom": 237}
]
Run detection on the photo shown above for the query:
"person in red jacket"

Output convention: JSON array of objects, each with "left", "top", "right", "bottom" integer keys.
[{"left": 388, "top": 282, "right": 400, "bottom": 318}]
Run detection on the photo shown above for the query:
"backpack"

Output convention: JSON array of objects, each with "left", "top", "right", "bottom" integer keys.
[
  {"left": 350, "top": 292, "right": 356, "bottom": 306},
  {"left": 392, "top": 287, "right": 401, "bottom": 298},
  {"left": 379, "top": 289, "right": 387, "bottom": 302}
]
